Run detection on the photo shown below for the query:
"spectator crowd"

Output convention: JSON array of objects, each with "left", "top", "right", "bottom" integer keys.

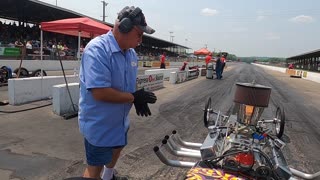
[{"left": 0, "top": 20, "right": 185, "bottom": 61}]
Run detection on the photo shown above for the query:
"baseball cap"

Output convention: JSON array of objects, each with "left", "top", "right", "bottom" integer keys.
[{"left": 117, "top": 6, "right": 155, "bottom": 34}]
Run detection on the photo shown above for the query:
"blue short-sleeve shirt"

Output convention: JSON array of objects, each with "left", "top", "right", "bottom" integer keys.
[{"left": 78, "top": 31, "right": 138, "bottom": 147}]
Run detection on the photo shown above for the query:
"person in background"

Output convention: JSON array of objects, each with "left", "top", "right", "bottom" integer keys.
[
  {"left": 80, "top": 44, "right": 85, "bottom": 53},
  {"left": 205, "top": 53, "right": 212, "bottom": 69},
  {"left": 220, "top": 55, "right": 226, "bottom": 78},
  {"left": 15, "top": 38, "right": 25, "bottom": 59},
  {"left": 78, "top": 6, "right": 156, "bottom": 180},
  {"left": 25, "top": 41, "right": 33, "bottom": 59},
  {"left": 288, "top": 63, "right": 294, "bottom": 69},
  {"left": 180, "top": 61, "right": 188, "bottom": 71},
  {"left": 14, "top": 38, "right": 24, "bottom": 48},
  {"left": 57, "top": 42, "right": 64, "bottom": 51},
  {"left": 215, "top": 54, "right": 222, "bottom": 79},
  {"left": 160, "top": 52, "right": 166, "bottom": 69},
  {"left": 63, "top": 44, "right": 69, "bottom": 51},
  {"left": 26, "top": 41, "right": 32, "bottom": 50},
  {"left": 51, "top": 42, "right": 58, "bottom": 60}
]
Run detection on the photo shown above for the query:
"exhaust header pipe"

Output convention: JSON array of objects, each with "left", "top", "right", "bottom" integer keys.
[
  {"left": 163, "top": 139, "right": 201, "bottom": 159},
  {"left": 290, "top": 168, "right": 320, "bottom": 179},
  {"left": 153, "top": 146, "right": 196, "bottom": 168},
  {"left": 167, "top": 135, "right": 200, "bottom": 153},
  {"left": 171, "top": 130, "right": 202, "bottom": 148}
]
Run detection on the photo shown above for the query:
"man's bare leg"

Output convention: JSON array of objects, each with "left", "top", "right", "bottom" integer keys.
[
  {"left": 106, "top": 147, "right": 123, "bottom": 168},
  {"left": 83, "top": 165, "right": 103, "bottom": 179},
  {"left": 101, "top": 147, "right": 124, "bottom": 179}
]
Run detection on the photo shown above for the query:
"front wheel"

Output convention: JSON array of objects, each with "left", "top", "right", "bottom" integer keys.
[
  {"left": 203, "top": 97, "right": 212, "bottom": 127},
  {"left": 274, "top": 107, "right": 285, "bottom": 138}
]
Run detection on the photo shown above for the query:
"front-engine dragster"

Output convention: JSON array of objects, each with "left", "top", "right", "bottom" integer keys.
[{"left": 154, "top": 82, "right": 320, "bottom": 180}]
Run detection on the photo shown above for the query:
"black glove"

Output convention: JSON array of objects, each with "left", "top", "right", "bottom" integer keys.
[
  {"left": 132, "top": 88, "right": 157, "bottom": 116},
  {"left": 133, "top": 103, "right": 143, "bottom": 116},
  {"left": 134, "top": 103, "right": 152, "bottom": 117},
  {"left": 140, "top": 103, "right": 152, "bottom": 117},
  {"left": 132, "top": 88, "right": 157, "bottom": 104}
]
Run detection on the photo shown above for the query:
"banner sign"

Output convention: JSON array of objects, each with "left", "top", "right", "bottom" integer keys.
[
  {"left": 136, "top": 73, "right": 164, "bottom": 91},
  {"left": 0, "top": 47, "right": 20, "bottom": 56},
  {"left": 176, "top": 71, "right": 187, "bottom": 83}
]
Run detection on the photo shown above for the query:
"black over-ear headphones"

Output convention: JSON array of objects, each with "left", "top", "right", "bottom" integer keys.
[{"left": 118, "top": 7, "right": 142, "bottom": 33}]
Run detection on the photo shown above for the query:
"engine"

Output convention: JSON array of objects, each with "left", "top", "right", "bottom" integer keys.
[
  {"left": 154, "top": 82, "right": 320, "bottom": 180},
  {"left": 198, "top": 82, "right": 291, "bottom": 179},
  {"left": 198, "top": 122, "right": 291, "bottom": 179}
]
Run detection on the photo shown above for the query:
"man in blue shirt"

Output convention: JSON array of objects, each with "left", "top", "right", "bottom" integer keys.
[{"left": 78, "top": 6, "right": 156, "bottom": 180}]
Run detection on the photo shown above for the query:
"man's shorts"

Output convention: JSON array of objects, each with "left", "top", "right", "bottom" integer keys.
[{"left": 84, "top": 139, "right": 125, "bottom": 166}]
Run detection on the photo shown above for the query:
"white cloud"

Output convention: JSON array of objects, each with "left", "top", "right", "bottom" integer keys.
[
  {"left": 290, "top": 15, "right": 314, "bottom": 23},
  {"left": 257, "top": 15, "right": 266, "bottom": 21},
  {"left": 265, "top": 33, "right": 280, "bottom": 40},
  {"left": 201, "top": 8, "right": 219, "bottom": 16}
]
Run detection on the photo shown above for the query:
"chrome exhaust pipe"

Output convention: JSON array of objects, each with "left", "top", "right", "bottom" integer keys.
[
  {"left": 290, "top": 168, "right": 320, "bottom": 179},
  {"left": 163, "top": 139, "right": 201, "bottom": 158},
  {"left": 153, "top": 146, "right": 196, "bottom": 168},
  {"left": 172, "top": 130, "right": 202, "bottom": 148},
  {"left": 167, "top": 135, "right": 201, "bottom": 153}
]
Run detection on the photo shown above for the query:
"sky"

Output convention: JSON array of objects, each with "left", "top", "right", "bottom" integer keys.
[{"left": 38, "top": 0, "right": 320, "bottom": 57}]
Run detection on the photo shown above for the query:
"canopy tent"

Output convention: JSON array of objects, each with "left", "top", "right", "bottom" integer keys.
[
  {"left": 39, "top": 17, "right": 112, "bottom": 76},
  {"left": 194, "top": 48, "right": 211, "bottom": 55},
  {"left": 41, "top": 17, "right": 112, "bottom": 38}
]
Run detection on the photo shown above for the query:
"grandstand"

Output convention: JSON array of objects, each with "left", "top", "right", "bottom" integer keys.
[{"left": 0, "top": 0, "right": 190, "bottom": 61}]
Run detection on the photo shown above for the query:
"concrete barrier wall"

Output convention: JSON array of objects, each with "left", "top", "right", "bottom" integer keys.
[
  {"left": 136, "top": 61, "right": 206, "bottom": 68},
  {"left": 0, "top": 59, "right": 205, "bottom": 73},
  {"left": 52, "top": 83, "right": 79, "bottom": 116},
  {"left": 8, "top": 75, "right": 79, "bottom": 105},
  {"left": 51, "top": 65, "right": 207, "bottom": 116},
  {"left": 304, "top": 71, "right": 320, "bottom": 83},
  {"left": 252, "top": 63, "right": 320, "bottom": 84},
  {"left": 53, "top": 74, "right": 164, "bottom": 116},
  {"left": 169, "top": 68, "right": 202, "bottom": 84},
  {"left": 136, "top": 73, "right": 164, "bottom": 91},
  {"left": 144, "top": 68, "right": 179, "bottom": 79},
  {"left": 169, "top": 61, "right": 206, "bottom": 68},
  {"left": 169, "top": 71, "right": 187, "bottom": 84},
  {"left": 253, "top": 63, "right": 286, "bottom": 73},
  {"left": 0, "top": 60, "right": 79, "bottom": 72}
]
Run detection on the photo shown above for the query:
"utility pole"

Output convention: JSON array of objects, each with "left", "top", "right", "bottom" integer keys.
[
  {"left": 185, "top": 39, "right": 188, "bottom": 54},
  {"left": 169, "top": 31, "right": 174, "bottom": 42},
  {"left": 205, "top": 44, "right": 207, "bottom": 48},
  {"left": 101, "top": 1, "right": 108, "bottom": 22},
  {"left": 55, "top": 0, "right": 57, "bottom": 6}
]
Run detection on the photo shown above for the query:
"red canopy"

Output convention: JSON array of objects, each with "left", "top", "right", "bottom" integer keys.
[
  {"left": 194, "top": 48, "right": 211, "bottom": 55},
  {"left": 41, "top": 17, "right": 112, "bottom": 38}
]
